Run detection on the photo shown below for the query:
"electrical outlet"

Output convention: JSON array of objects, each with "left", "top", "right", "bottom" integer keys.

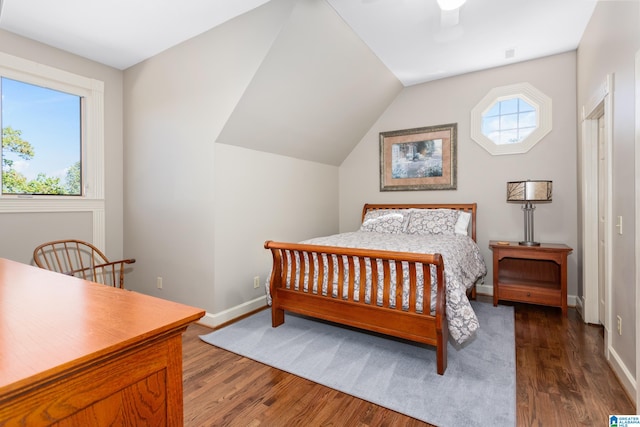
[
  {"left": 616, "top": 315, "right": 622, "bottom": 335},
  {"left": 157, "top": 277, "right": 163, "bottom": 289},
  {"left": 253, "top": 276, "right": 260, "bottom": 289}
]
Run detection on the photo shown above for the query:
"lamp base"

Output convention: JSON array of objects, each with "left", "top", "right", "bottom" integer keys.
[{"left": 519, "top": 241, "right": 540, "bottom": 246}]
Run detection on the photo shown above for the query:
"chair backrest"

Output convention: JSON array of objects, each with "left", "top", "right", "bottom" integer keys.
[{"left": 33, "top": 239, "right": 135, "bottom": 288}]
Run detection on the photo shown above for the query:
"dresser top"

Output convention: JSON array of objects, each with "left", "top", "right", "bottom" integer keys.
[{"left": 0, "top": 258, "right": 204, "bottom": 396}]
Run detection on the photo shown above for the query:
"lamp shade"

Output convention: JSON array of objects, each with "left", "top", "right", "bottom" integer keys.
[{"left": 507, "top": 180, "right": 552, "bottom": 202}]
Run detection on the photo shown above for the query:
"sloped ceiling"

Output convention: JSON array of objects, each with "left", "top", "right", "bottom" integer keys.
[
  {"left": 0, "top": 0, "right": 596, "bottom": 167},
  {"left": 0, "top": 0, "right": 597, "bottom": 87},
  {"left": 0, "top": 0, "right": 273, "bottom": 71},
  {"left": 327, "top": 0, "right": 597, "bottom": 86},
  {"left": 216, "top": 0, "right": 403, "bottom": 166}
]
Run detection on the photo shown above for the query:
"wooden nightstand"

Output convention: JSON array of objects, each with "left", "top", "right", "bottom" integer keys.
[{"left": 489, "top": 241, "right": 573, "bottom": 315}]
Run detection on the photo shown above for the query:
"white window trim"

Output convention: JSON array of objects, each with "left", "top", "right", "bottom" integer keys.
[
  {"left": 471, "top": 82, "right": 552, "bottom": 155},
  {"left": 0, "top": 52, "right": 105, "bottom": 249}
]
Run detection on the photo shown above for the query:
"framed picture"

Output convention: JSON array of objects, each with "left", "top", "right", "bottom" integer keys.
[{"left": 379, "top": 123, "right": 457, "bottom": 191}]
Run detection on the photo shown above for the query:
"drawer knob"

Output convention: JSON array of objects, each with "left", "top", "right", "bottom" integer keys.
[{"left": 527, "top": 292, "right": 531, "bottom": 297}]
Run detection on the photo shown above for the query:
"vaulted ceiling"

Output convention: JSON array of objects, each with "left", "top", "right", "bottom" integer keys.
[
  {"left": 0, "top": 0, "right": 598, "bottom": 166},
  {"left": 0, "top": 0, "right": 596, "bottom": 86},
  {"left": 216, "top": 0, "right": 402, "bottom": 165}
]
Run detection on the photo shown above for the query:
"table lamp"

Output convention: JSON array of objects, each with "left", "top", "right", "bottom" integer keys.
[{"left": 507, "top": 180, "right": 552, "bottom": 246}]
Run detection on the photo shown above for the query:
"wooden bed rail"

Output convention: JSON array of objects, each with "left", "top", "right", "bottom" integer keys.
[{"left": 264, "top": 240, "right": 449, "bottom": 374}]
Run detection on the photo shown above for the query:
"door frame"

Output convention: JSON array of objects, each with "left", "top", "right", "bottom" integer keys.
[
  {"left": 634, "top": 49, "right": 639, "bottom": 410},
  {"left": 580, "top": 74, "right": 613, "bottom": 348}
]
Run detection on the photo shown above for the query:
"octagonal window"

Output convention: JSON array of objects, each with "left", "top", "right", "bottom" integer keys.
[
  {"left": 471, "top": 82, "right": 552, "bottom": 155},
  {"left": 482, "top": 96, "right": 536, "bottom": 144}
]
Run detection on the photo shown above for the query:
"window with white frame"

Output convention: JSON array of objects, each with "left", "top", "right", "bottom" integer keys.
[
  {"left": 471, "top": 82, "right": 552, "bottom": 155},
  {"left": 0, "top": 52, "right": 103, "bottom": 202},
  {"left": 481, "top": 96, "right": 536, "bottom": 145},
  {"left": 2, "top": 77, "right": 83, "bottom": 195}
]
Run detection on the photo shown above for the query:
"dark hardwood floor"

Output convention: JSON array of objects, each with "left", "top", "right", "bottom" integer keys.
[{"left": 182, "top": 297, "right": 636, "bottom": 426}]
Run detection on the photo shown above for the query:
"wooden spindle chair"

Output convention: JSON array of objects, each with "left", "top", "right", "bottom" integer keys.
[{"left": 33, "top": 239, "right": 136, "bottom": 288}]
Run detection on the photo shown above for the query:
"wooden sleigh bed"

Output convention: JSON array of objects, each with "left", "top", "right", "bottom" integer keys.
[{"left": 264, "top": 203, "right": 482, "bottom": 375}]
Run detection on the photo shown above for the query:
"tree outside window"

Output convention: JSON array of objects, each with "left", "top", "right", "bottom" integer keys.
[{"left": 1, "top": 77, "right": 82, "bottom": 195}]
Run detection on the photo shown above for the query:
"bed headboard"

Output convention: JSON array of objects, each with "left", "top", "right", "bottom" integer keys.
[{"left": 361, "top": 203, "right": 477, "bottom": 242}]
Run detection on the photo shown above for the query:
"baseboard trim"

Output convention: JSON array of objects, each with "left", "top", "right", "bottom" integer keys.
[
  {"left": 608, "top": 345, "right": 638, "bottom": 405},
  {"left": 476, "top": 283, "right": 493, "bottom": 296},
  {"left": 198, "top": 296, "right": 267, "bottom": 328}
]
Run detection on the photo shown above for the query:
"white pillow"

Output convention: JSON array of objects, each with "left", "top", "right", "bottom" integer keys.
[{"left": 455, "top": 211, "right": 471, "bottom": 235}]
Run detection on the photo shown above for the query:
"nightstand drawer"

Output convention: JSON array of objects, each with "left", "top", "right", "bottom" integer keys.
[{"left": 497, "top": 283, "right": 562, "bottom": 306}]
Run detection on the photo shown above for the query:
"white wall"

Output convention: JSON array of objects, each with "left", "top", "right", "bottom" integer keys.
[
  {"left": 213, "top": 144, "right": 338, "bottom": 316},
  {"left": 0, "top": 30, "right": 124, "bottom": 263},
  {"left": 340, "top": 52, "right": 579, "bottom": 299},
  {"left": 123, "top": 0, "right": 339, "bottom": 322},
  {"left": 577, "top": 0, "right": 639, "bottom": 398}
]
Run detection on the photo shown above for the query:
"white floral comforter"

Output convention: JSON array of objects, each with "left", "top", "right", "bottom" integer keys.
[{"left": 267, "top": 231, "right": 487, "bottom": 344}]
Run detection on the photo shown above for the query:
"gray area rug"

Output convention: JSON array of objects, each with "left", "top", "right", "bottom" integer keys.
[{"left": 200, "top": 301, "right": 515, "bottom": 427}]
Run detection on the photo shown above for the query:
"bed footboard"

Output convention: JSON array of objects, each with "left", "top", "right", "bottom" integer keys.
[{"left": 264, "top": 240, "right": 448, "bottom": 375}]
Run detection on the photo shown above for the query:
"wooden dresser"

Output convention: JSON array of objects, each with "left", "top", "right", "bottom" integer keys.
[{"left": 0, "top": 258, "right": 205, "bottom": 426}]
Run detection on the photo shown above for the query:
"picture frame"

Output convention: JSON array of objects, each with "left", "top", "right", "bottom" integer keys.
[{"left": 379, "top": 123, "right": 457, "bottom": 191}]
